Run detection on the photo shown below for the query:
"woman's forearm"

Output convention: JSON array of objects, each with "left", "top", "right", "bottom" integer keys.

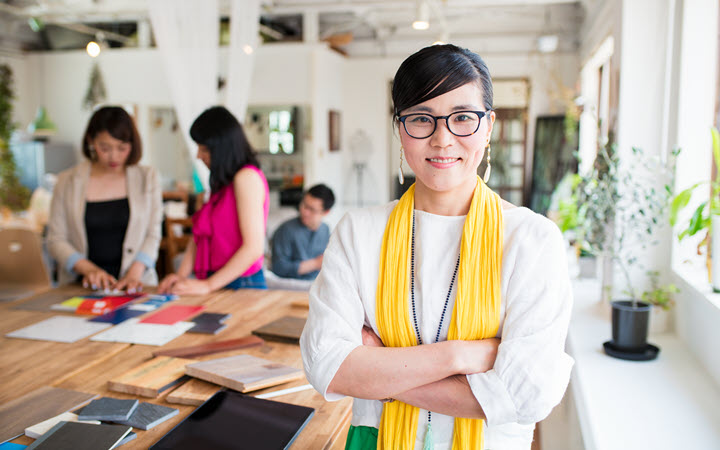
[
  {"left": 328, "top": 341, "right": 463, "bottom": 400},
  {"left": 206, "top": 242, "right": 263, "bottom": 291},
  {"left": 394, "top": 375, "right": 486, "bottom": 419},
  {"left": 176, "top": 240, "right": 196, "bottom": 278}
]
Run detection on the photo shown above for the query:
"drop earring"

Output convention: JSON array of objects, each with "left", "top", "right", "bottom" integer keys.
[
  {"left": 398, "top": 147, "right": 405, "bottom": 185},
  {"left": 483, "top": 145, "right": 492, "bottom": 183}
]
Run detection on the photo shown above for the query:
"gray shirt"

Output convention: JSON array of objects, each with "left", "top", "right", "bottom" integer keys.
[{"left": 271, "top": 217, "right": 330, "bottom": 280}]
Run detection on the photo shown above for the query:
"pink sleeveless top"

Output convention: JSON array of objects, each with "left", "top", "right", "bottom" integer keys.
[{"left": 192, "top": 165, "right": 269, "bottom": 280}]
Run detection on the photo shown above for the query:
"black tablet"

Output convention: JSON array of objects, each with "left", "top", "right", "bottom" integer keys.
[{"left": 150, "top": 390, "right": 315, "bottom": 450}]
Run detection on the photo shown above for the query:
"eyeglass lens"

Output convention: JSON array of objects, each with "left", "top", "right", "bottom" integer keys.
[{"left": 403, "top": 111, "right": 483, "bottom": 138}]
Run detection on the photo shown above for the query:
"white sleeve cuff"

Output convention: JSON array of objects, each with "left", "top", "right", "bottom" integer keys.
[
  {"left": 467, "top": 369, "right": 519, "bottom": 426},
  {"left": 306, "top": 339, "right": 360, "bottom": 402}
]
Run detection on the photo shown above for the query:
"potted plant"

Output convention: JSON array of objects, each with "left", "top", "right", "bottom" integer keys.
[
  {"left": 669, "top": 127, "right": 720, "bottom": 291},
  {"left": 0, "top": 63, "right": 30, "bottom": 212},
  {"left": 576, "top": 141, "right": 678, "bottom": 360}
]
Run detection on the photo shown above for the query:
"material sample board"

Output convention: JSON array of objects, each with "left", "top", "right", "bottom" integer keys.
[
  {"left": 108, "top": 356, "right": 197, "bottom": 398},
  {"left": 5, "top": 316, "right": 111, "bottom": 343},
  {"left": 24, "top": 412, "right": 99, "bottom": 439},
  {"left": 76, "top": 397, "right": 138, "bottom": 421},
  {"left": 165, "top": 379, "right": 220, "bottom": 406},
  {"left": 152, "top": 335, "right": 264, "bottom": 359},
  {"left": 252, "top": 316, "right": 306, "bottom": 343},
  {"left": 90, "top": 318, "right": 194, "bottom": 346},
  {"left": 139, "top": 305, "right": 205, "bottom": 325},
  {"left": 26, "top": 421, "right": 131, "bottom": 450},
  {"left": 185, "top": 354, "right": 303, "bottom": 393},
  {"left": 114, "top": 402, "right": 179, "bottom": 430}
]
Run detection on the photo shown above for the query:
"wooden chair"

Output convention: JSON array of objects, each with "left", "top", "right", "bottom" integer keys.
[
  {"left": 164, "top": 217, "right": 194, "bottom": 274},
  {"left": 0, "top": 228, "right": 51, "bottom": 301}
]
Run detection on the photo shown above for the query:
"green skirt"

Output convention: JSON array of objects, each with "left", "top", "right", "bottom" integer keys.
[{"left": 345, "top": 425, "right": 378, "bottom": 450}]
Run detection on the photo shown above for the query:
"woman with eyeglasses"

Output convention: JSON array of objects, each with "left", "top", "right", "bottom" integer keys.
[
  {"left": 300, "top": 44, "right": 573, "bottom": 449},
  {"left": 157, "top": 106, "right": 269, "bottom": 294}
]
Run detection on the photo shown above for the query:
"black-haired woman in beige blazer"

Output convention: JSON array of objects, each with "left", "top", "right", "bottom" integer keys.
[{"left": 48, "top": 106, "right": 162, "bottom": 292}]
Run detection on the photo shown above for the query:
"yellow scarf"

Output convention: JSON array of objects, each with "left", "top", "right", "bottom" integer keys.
[{"left": 375, "top": 176, "right": 503, "bottom": 450}]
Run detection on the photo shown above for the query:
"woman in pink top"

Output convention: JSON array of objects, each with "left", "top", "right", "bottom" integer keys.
[{"left": 158, "top": 106, "right": 269, "bottom": 294}]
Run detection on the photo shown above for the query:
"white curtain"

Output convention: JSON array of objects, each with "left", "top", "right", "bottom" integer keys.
[
  {"left": 225, "top": 0, "right": 260, "bottom": 123},
  {"left": 148, "top": 0, "right": 218, "bottom": 192}
]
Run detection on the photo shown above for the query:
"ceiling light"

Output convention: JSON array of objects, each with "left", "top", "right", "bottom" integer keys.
[
  {"left": 537, "top": 35, "right": 559, "bottom": 53},
  {"left": 86, "top": 41, "right": 101, "bottom": 58},
  {"left": 412, "top": 1, "right": 430, "bottom": 30},
  {"left": 243, "top": 44, "right": 253, "bottom": 55}
]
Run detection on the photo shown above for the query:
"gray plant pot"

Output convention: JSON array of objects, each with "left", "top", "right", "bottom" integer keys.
[{"left": 611, "top": 300, "right": 652, "bottom": 350}]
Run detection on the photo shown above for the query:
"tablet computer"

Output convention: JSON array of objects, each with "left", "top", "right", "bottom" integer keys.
[{"left": 150, "top": 390, "right": 314, "bottom": 450}]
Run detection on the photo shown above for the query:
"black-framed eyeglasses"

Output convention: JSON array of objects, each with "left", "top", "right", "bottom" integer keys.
[{"left": 396, "top": 110, "right": 491, "bottom": 139}]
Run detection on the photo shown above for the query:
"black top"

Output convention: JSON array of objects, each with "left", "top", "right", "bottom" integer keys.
[{"left": 85, "top": 198, "right": 130, "bottom": 279}]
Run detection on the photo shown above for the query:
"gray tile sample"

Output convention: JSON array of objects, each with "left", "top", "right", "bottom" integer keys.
[
  {"left": 115, "top": 402, "right": 179, "bottom": 430},
  {"left": 76, "top": 398, "right": 138, "bottom": 421},
  {"left": 26, "top": 421, "right": 131, "bottom": 450}
]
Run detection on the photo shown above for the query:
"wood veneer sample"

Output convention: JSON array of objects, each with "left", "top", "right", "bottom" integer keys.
[
  {"left": 0, "top": 386, "right": 97, "bottom": 443},
  {"left": 166, "top": 378, "right": 220, "bottom": 406},
  {"left": 152, "top": 335, "right": 264, "bottom": 359},
  {"left": 108, "top": 356, "right": 197, "bottom": 398},
  {"left": 252, "top": 316, "right": 306, "bottom": 343},
  {"left": 185, "top": 354, "right": 303, "bottom": 393}
]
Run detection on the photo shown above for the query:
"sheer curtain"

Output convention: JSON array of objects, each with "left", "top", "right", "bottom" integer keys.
[
  {"left": 225, "top": 0, "right": 260, "bottom": 123},
  {"left": 148, "top": 0, "right": 219, "bottom": 192}
]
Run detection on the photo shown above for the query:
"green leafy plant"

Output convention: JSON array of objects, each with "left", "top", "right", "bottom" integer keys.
[
  {"left": 669, "top": 127, "right": 720, "bottom": 248},
  {"left": 637, "top": 271, "right": 679, "bottom": 311},
  {"left": 0, "top": 64, "right": 30, "bottom": 211},
  {"left": 575, "top": 140, "right": 678, "bottom": 306}
]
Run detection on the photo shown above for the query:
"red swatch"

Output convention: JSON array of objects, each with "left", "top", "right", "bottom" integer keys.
[
  {"left": 76, "top": 297, "right": 139, "bottom": 315},
  {"left": 139, "top": 305, "right": 206, "bottom": 325}
]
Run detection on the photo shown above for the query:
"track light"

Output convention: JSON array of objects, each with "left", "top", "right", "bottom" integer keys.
[
  {"left": 86, "top": 41, "right": 101, "bottom": 58},
  {"left": 412, "top": 1, "right": 430, "bottom": 30}
]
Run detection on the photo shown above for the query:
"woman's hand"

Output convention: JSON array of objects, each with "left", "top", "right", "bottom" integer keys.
[
  {"left": 171, "top": 278, "right": 212, "bottom": 296},
  {"left": 113, "top": 276, "right": 143, "bottom": 294},
  {"left": 113, "top": 261, "right": 145, "bottom": 293},
  {"left": 157, "top": 274, "right": 183, "bottom": 294},
  {"left": 452, "top": 338, "right": 500, "bottom": 375},
  {"left": 82, "top": 269, "right": 117, "bottom": 291},
  {"left": 362, "top": 326, "right": 385, "bottom": 347}
]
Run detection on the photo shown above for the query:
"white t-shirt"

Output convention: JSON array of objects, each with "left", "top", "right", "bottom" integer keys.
[{"left": 300, "top": 202, "right": 574, "bottom": 450}]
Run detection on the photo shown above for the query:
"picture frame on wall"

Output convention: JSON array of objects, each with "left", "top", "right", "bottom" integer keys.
[{"left": 329, "top": 110, "right": 341, "bottom": 151}]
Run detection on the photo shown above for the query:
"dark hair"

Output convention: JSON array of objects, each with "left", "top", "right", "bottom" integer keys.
[
  {"left": 307, "top": 184, "right": 335, "bottom": 211},
  {"left": 190, "top": 106, "right": 260, "bottom": 193},
  {"left": 392, "top": 44, "right": 493, "bottom": 118},
  {"left": 82, "top": 106, "right": 142, "bottom": 165}
]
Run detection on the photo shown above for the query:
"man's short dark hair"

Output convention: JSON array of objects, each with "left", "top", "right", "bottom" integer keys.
[{"left": 307, "top": 184, "right": 335, "bottom": 211}]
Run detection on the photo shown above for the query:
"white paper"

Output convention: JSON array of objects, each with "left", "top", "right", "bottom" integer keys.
[
  {"left": 90, "top": 318, "right": 194, "bottom": 346},
  {"left": 6, "top": 316, "right": 111, "bottom": 343}
]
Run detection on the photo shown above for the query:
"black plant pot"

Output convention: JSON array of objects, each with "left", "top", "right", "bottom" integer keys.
[{"left": 611, "top": 300, "right": 651, "bottom": 350}]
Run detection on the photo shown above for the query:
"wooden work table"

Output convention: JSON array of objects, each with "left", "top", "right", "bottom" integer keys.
[{"left": 0, "top": 285, "right": 352, "bottom": 449}]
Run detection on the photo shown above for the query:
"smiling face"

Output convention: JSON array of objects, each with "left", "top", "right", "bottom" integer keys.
[
  {"left": 398, "top": 82, "right": 495, "bottom": 202},
  {"left": 88, "top": 130, "right": 132, "bottom": 171}
]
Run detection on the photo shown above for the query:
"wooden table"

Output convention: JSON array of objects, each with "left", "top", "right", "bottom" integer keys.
[{"left": 0, "top": 285, "right": 352, "bottom": 449}]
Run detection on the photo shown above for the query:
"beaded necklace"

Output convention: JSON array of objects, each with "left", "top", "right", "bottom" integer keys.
[{"left": 410, "top": 212, "right": 461, "bottom": 444}]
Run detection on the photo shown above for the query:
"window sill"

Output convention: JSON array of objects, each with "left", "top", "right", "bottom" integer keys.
[
  {"left": 672, "top": 262, "right": 720, "bottom": 311},
  {"left": 567, "top": 278, "right": 720, "bottom": 450}
]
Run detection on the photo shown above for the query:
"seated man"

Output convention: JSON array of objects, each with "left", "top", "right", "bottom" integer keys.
[{"left": 271, "top": 184, "right": 335, "bottom": 280}]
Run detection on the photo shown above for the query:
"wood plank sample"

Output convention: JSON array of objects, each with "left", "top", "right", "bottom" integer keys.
[
  {"left": 252, "top": 316, "right": 306, "bottom": 343},
  {"left": 165, "top": 379, "right": 220, "bottom": 406},
  {"left": 0, "top": 386, "right": 97, "bottom": 443},
  {"left": 185, "top": 354, "right": 303, "bottom": 393},
  {"left": 107, "top": 356, "right": 197, "bottom": 398},
  {"left": 152, "top": 335, "right": 264, "bottom": 359}
]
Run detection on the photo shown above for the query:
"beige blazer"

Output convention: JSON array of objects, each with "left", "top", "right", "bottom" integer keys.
[{"left": 47, "top": 161, "right": 163, "bottom": 286}]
